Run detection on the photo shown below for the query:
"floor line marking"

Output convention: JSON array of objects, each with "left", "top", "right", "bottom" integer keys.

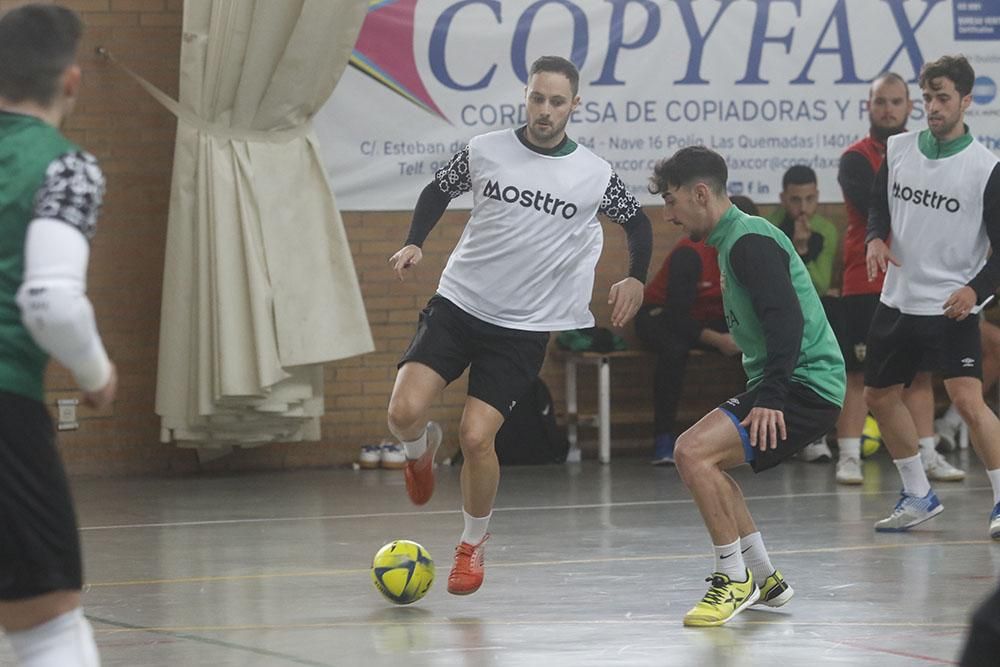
[
  {"left": 78, "top": 486, "right": 995, "bottom": 532},
  {"left": 86, "top": 614, "right": 334, "bottom": 666},
  {"left": 85, "top": 539, "right": 992, "bottom": 588},
  {"left": 89, "top": 617, "right": 971, "bottom": 635}
]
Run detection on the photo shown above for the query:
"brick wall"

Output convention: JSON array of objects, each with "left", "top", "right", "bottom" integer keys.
[{"left": 0, "top": 1, "right": 855, "bottom": 475}]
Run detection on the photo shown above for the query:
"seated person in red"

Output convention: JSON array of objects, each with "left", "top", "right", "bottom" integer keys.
[{"left": 635, "top": 197, "right": 754, "bottom": 464}]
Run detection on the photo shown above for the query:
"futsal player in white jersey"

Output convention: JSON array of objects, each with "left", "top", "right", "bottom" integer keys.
[
  {"left": 864, "top": 55, "right": 1000, "bottom": 538},
  {"left": 386, "top": 56, "right": 652, "bottom": 595}
]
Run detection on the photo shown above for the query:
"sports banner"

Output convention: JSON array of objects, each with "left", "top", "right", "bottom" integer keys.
[{"left": 314, "top": 0, "right": 1000, "bottom": 210}]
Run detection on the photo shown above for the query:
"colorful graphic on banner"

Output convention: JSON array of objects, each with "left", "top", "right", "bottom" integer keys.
[{"left": 315, "top": 0, "right": 1000, "bottom": 211}]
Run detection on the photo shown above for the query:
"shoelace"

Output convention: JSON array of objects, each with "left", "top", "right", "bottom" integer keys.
[
  {"left": 892, "top": 493, "right": 934, "bottom": 515},
  {"left": 454, "top": 542, "right": 484, "bottom": 568},
  {"left": 700, "top": 575, "right": 729, "bottom": 604}
]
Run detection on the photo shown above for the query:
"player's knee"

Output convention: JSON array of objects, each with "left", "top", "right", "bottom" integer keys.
[
  {"left": 673, "top": 434, "right": 708, "bottom": 477},
  {"left": 863, "top": 386, "right": 894, "bottom": 413},
  {"left": 387, "top": 395, "right": 422, "bottom": 433},
  {"left": 458, "top": 423, "right": 495, "bottom": 460},
  {"left": 951, "top": 391, "right": 986, "bottom": 425}
]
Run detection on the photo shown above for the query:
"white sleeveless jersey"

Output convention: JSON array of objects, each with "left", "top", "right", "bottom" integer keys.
[
  {"left": 881, "top": 131, "right": 998, "bottom": 315},
  {"left": 437, "top": 129, "right": 616, "bottom": 331}
]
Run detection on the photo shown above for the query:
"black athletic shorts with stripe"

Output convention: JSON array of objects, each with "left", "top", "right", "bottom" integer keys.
[
  {"left": 398, "top": 294, "right": 549, "bottom": 418},
  {"left": 838, "top": 294, "right": 936, "bottom": 375},
  {"left": 864, "top": 303, "right": 982, "bottom": 388},
  {"left": 717, "top": 381, "right": 841, "bottom": 473},
  {"left": 0, "top": 391, "right": 82, "bottom": 600}
]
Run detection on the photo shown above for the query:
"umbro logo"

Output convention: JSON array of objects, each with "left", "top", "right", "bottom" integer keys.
[
  {"left": 509, "top": 400, "right": 517, "bottom": 411},
  {"left": 726, "top": 398, "right": 740, "bottom": 406},
  {"left": 961, "top": 357, "right": 976, "bottom": 368},
  {"left": 854, "top": 343, "right": 866, "bottom": 362}
]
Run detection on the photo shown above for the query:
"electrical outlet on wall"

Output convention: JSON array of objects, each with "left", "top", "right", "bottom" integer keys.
[{"left": 57, "top": 398, "right": 79, "bottom": 431}]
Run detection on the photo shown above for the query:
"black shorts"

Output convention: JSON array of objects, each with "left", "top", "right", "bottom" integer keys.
[
  {"left": 399, "top": 295, "right": 550, "bottom": 417},
  {"left": 838, "top": 293, "right": 879, "bottom": 372},
  {"left": 865, "top": 303, "right": 982, "bottom": 388},
  {"left": 0, "top": 391, "right": 82, "bottom": 600},
  {"left": 838, "top": 295, "right": 935, "bottom": 374},
  {"left": 717, "top": 382, "right": 841, "bottom": 473}
]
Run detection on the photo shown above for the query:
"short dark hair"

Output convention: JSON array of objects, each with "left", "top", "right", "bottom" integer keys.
[
  {"left": 730, "top": 195, "right": 760, "bottom": 216},
  {"left": 782, "top": 165, "right": 817, "bottom": 190},
  {"left": 529, "top": 56, "right": 579, "bottom": 96},
  {"left": 0, "top": 4, "right": 82, "bottom": 105},
  {"left": 648, "top": 146, "right": 728, "bottom": 196},
  {"left": 919, "top": 54, "right": 975, "bottom": 97},
  {"left": 870, "top": 71, "right": 910, "bottom": 98}
]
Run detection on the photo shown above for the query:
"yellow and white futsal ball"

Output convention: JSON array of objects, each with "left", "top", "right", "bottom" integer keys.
[
  {"left": 371, "top": 540, "right": 434, "bottom": 605},
  {"left": 861, "top": 414, "right": 882, "bottom": 458}
]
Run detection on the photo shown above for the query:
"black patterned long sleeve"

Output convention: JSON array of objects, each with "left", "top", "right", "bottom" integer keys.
[
  {"left": 404, "top": 146, "right": 471, "bottom": 248},
  {"left": 599, "top": 172, "right": 651, "bottom": 283}
]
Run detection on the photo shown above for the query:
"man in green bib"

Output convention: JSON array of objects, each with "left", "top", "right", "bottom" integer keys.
[
  {"left": 0, "top": 5, "right": 117, "bottom": 665},
  {"left": 649, "top": 146, "right": 844, "bottom": 626}
]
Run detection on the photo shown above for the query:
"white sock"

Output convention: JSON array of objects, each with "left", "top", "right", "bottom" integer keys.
[
  {"left": 7, "top": 607, "right": 99, "bottom": 667},
  {"left": 918, "top": 436, "right": 938, "bottom": 456},
  {"left": 713, "top": 538, "right": 747, "bottom": 581},
  {"left": 942, "top": 404, "right": 963, "bottom": 427},
  {"left": 401, "top": 429, "right": 427, "bottom": 460},
  {"left": 894, "top": 453, "right": 931, "bottom": 497},
  {"left": 460, "top": 509, "right": 491, "bottom": 545},
  {"left": 838, "top": 437, "right": 861, "bottom": 460},
  {"left": 988, "top": 469, "right": 1000, "bottom": 505},
  {"left": 739, "top": 531, "right": 775, "bottom": 583}
]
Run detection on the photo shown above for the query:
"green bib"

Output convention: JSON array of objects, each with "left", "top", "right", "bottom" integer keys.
[{"left": 708, "top": 205, "right": 845, "bottom": 407}]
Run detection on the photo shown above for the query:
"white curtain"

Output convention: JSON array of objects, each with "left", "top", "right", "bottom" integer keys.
[{"left": 154, "top": 0, "right": 372, "bottom": 452}]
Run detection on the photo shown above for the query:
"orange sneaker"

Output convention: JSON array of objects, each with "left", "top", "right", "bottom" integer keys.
[
  {"left": 403, "top": 421, "right": 441, "bottom": 506},
  {"left": 447, "top": 534, "right": 489, "bottom": 595}
]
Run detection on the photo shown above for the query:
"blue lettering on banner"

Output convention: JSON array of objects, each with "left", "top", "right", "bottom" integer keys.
[
  {"left": 511, "top": 0, "right": 589, "bottom": 83},
  {"left": 738, "top": 0, "right": 800, "bottom": 85},
  {"left": 791, "top": 0, "right": 862, "bottom": 85},
  {"left": 879, "top": 0, "right": 942, "bottom": 75},
  {"left": 954, "top": 0, "right": 1000, "bottom": 40},
  {"left": 592, "top": 0, "right": 661, "bottom": 86},
  {"left": 429, "top": 0, "right": 501, "bottom": 91},
  {"left": 428, "top": 0, "right": 946, "bottom": 90}
]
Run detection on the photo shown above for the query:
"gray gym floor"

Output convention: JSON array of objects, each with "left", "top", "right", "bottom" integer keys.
[{"left": 1, "top": 448, "right": 995, "bottom": 666}]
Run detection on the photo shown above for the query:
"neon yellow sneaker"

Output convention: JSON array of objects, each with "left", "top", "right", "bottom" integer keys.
[
  {"left": 683, "top": 570, "right": 759, "bottom": 627},
  {"left": 754, "top": 570, "right": 794, "bottom": 607}
]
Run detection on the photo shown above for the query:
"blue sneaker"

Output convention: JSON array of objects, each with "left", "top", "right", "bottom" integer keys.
[
  {"left": 990, "top": 502, "right": 1000, "bottom": 540},
  {"left": 652, "top": 433, "right": 675, "bottom": 466},
  {"left": 874, "top": 489, "right": 943, "bottom": 532}
]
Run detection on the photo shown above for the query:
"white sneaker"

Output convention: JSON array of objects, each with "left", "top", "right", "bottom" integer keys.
[
  {"left": 922, "top": 449, "right": 966, "bottom": 482},
  {"left": 934, "top": 416, "right": 963, "bottom": 452},
  {"left": 359, "top": 444, "right": 382, "bottom": 469},
  {"left": 800, "top": 439, "right": 832, "bottom": 463},
  {"left": 990, "top": 502, "right": 1000, "bottom": 540},
  {"left": 836, "top": 456, "right": 863, "bottom": 485},
  {"left": 380, "top": 443, "right": 407, "bottom": 469},
  {"left": 875, "top": 490, "right": 943, "bottom": 532}
]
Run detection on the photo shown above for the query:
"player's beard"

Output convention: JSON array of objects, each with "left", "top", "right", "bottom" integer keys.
[
  {"left": 871, "top": 120, "right": 906, "bottom": 143},
  {"left": 928, "top": 114, "right": 960, "bottom": 140},
  {"left": 527, "top": 115, "right": 567, "bottom": 146}
]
